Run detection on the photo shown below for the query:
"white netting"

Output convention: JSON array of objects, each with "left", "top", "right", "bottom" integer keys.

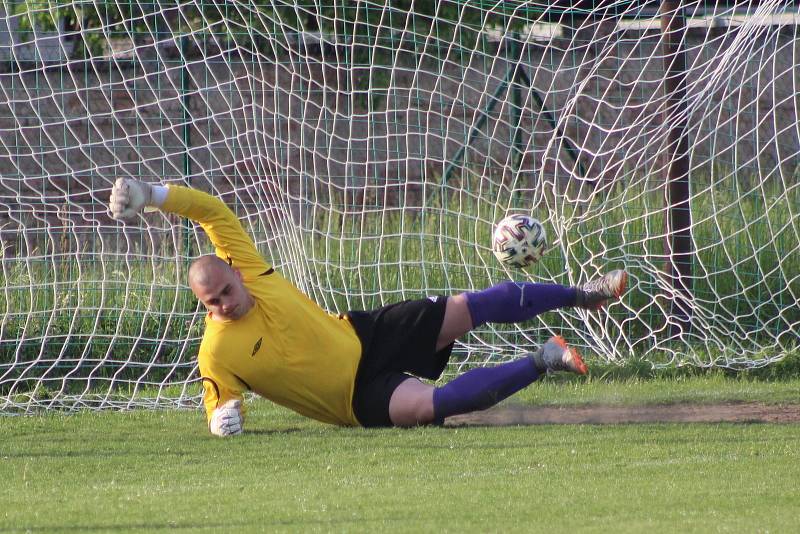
[{"left": 0, "top": 0, "right": 798, "bottom": 411}]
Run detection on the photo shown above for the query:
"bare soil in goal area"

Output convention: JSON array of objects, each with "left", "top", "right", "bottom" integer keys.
[{"left": 446, "top": 403, "right": 800, "bottom": 426}]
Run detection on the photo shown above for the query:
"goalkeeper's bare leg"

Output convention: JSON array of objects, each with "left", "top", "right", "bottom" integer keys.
[
  {"left": 388, "top": 272, "right": 626, "bottom": 426},
  {"left": 389, "top": 331, "right": 587, "bottom": 426}
]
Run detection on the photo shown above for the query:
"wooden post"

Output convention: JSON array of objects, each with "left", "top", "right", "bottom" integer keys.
[{"left": 661, "top": 0, "right": 693, "bottom": 335}]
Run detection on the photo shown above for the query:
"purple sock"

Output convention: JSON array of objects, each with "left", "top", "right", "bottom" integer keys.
[
  {"left": 432, "top": 357, "right": 540, "bottom": 422},
  {"left": 465, "top": 282, "right": 577, "bottom": 327}
]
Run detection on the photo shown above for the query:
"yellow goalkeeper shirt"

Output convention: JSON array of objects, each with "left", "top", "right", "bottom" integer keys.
[{"left": 162, "top": 185, "right": 363, "bottom": 426}]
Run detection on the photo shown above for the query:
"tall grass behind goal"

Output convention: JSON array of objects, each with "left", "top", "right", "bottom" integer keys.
[{"left": 0, "top": 0, "right": 798, "bottom": 411}]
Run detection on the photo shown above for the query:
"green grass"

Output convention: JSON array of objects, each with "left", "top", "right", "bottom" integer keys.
[
  {"left": 512, "top": 353, "right": 800, "bottom": 406},
  {"left": 2, "top": 377, "right": 800, "bottom": 533},
  {"left": 7, "top": 420, "right": 800, "bottom": 533},
  {"left": 517, "top": 373, "right": 800, "bottom": 406}
]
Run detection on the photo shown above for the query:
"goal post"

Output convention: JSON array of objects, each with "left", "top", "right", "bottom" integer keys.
[{"left": 1, "top": 0, "right": 798, "bottom": 412}]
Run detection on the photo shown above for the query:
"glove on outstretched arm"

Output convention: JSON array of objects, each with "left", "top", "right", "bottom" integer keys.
[
  {"left": 209, "top": 399, "right": 244, "bottom": 437},
  {"left": 109, "top": 177, "right": 156, "bottom": 221}
]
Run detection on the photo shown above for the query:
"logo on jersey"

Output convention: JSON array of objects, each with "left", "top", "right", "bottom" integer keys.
[
  {"left": 428, "top": 296, "right": 439, "bottom": 303},
  {"left": 251, "top": 337, "right": 263, "bottom": 357}
]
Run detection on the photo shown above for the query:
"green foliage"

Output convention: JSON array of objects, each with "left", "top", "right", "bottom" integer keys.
[
  {"left": 8, "top": 1, "right": 526, "bottom": 104},
  {"left": 0, "top": 178, "right": 798, "bottom": 385},
  {"left": 11, "top": 0, "right": 179, "bottom": 57},
  {"left": 300, "top": 174, "right": 800, "bottom": 358},
  {"left": 0, "top": 257, "right": 202, "bottom": 395}
]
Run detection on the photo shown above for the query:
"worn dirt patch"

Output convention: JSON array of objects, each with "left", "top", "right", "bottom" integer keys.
[{"left": 446, "top": 402, "right": 800, "bottom": 426}]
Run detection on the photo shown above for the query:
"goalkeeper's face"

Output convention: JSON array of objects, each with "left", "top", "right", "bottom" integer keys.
[{"left": 191, "top": 266, "right": 253, "bottom": 321}]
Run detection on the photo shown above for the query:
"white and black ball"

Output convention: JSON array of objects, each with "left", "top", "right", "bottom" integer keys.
[{"left": 492, "top": 214, "right": 547, "bottom": 268}]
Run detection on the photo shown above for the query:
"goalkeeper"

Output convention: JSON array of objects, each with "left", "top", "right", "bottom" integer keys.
[{"left": 109, "top": 179, "right": 627, "bottom": 436}]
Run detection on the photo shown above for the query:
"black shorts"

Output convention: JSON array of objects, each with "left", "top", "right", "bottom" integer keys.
[{"left": 347, "top": 296, "right": 453, "bottom": 428}]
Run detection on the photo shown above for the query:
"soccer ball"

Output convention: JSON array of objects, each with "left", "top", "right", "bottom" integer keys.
[{"left": 492, "top": 214, "right": 547, "bottom": 268}]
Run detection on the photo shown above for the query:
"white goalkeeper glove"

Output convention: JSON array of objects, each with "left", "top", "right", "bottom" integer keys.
[
  {"left": 109, "top": 177, "right": 154, "bottom": 221},
  {"left": 209, "top": 399, "right": 243, "bottom": 437}
]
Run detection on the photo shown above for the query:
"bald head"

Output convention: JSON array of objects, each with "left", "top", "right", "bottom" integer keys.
[
  {"left": 188, "top": 255, "right": 232, "bottom": 291},
  {"left": 189, "top": 255, "right": 254, "bottom": 321}
]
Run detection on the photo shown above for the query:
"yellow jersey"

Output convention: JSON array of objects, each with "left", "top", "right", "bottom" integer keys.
[{"left": 162, "top": 185, "right": 363, "bottom": 426}]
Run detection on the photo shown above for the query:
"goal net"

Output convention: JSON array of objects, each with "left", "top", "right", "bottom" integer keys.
[{"left": 1, "top": 0, "right": 798, "bottom": 411}]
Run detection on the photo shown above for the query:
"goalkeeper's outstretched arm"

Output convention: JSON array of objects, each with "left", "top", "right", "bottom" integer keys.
[
  {"left": 109, "top": 178, "right": 269, "bottom": 276},
  {"left": 109, "top": 178, "right": 257, "bottom": 436}
]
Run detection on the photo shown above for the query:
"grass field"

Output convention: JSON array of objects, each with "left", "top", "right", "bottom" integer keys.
[{"left": 3, "top": 374, "right": 799, "bottom": 533}]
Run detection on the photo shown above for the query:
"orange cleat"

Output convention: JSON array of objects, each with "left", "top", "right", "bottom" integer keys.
[
  {"left": 576, "top": 270, "right": 628, "bottom": 310},
  {"left": 531, "top": 335, "right": 588, "bottom": 375}
]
